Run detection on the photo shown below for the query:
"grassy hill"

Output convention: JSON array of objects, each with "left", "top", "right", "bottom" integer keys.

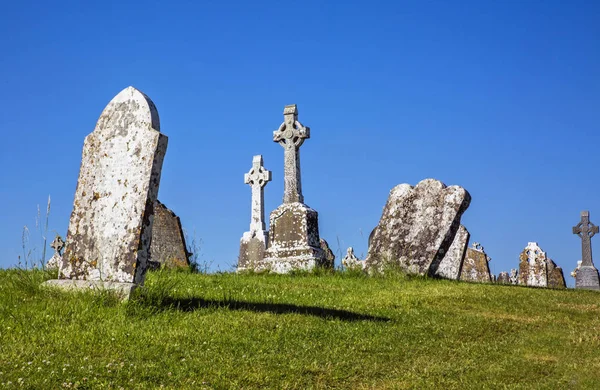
[{"left": 1, "top": 268, "right": 600, "bottom": 389}]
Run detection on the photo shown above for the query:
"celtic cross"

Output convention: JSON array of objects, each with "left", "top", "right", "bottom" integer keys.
[
  {"left": 244, "top": 155, "right": 271, "bottom": 232},
  {"left": 573, "top": 211, "right": 598, "bottom": 267},
  {"left": 273, "top": 104, "right": 310, "bottom": 204},
  {"left": 51, "top": 235, "right": 65, "bottom": 255}
]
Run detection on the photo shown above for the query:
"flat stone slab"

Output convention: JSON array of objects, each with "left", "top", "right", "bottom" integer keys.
[{"left": 43, "top": 279, "right": 137, "bottom": 299}]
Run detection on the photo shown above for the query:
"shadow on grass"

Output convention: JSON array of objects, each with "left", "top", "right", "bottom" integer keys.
[{"left": 152, "top": 296, "right": 390, "bottom": 322}]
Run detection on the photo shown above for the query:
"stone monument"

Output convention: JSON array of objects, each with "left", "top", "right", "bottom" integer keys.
[
  {"left": 518, "top": 242, "right": 548, "bottom": 287},
  {"left": 342, "top": 247, "right": 365, "bottom": 270},
  {"left": 149, "top": 200, "right": 191, "bottom": 269},
  {"left": 496, "top": 271, "right": 510, "bottom": 284},
  {"left": 435, "top": 224, "right": 470, "bottom": 280},
  {"left": 45, "top": 86, "right": 167, "bottom": 297},
  {"left": 46, "top": 235, "right": 65, "bottom": 270},
  {"left": 261, "top": 105, "right": 325, "bottom": 273},
  {"left": 238, "top": 155, "right": 272, "bottom": 271},
  {"left": 365, "top": 178, "right": 471, "bottom": 276},
  {"left": 573, "top": 211, "right": 600, "bottom": 290},
  {"left": 460, "top": 242, "right": 492, "bottom": 283}
]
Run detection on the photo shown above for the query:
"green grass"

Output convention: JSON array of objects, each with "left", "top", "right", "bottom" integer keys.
[{"left": 1, "top": 268, "right": 600, "bottom": 389}]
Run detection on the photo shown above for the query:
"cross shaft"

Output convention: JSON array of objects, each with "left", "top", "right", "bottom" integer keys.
[
  {"left": 573, "top": 211, "right": 598, "bottom": 267},
  {"left": 244, "top": 155, "right": 271, "bottom": 232}
]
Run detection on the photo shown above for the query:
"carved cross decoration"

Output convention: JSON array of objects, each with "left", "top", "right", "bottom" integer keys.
[
  {"left": 244, "top": 155, "right": 271, "bottom": 232},
  {"left": 273, "top": 104, "right": 310, "bottom": 204},
  {"left": 51, "top": 235, "right": 65, "bottom": 255},
  {"left": 573, "top": 211, "right": 598, "bottom": 267}
]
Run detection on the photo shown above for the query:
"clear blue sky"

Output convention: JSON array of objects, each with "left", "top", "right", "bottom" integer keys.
[{"left": 1, "top": 1, "right": 599, "bottom": 286}]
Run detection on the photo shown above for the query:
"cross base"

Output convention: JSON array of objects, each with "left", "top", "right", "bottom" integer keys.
[
  {"left": 575, "top": 266, "right": 600, "bottom": 290},
  {"left": 42, "top": 279, "right": 137, "bottom": 300},
  {"left": 237, "top": 230, "right": 269, "bottom": 272}
]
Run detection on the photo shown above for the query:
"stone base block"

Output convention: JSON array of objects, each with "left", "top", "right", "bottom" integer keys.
[
  {"left": 575, "top": 266, "right": 600, "bottom": 290},
  {"left": 42, "top": 279, "right": 137, "bottom": 299},
  {"left": 238, "top": 230, "right": 269, "bottom": 272}
]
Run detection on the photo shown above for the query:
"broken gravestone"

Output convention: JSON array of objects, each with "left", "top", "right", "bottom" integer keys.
[
  {"left": 320, "top": 239, "right": 335, "bottom": 268},
  {"left": 546, "top": 258, "right": 566, "bottom": 289},
  {"left": 261, "top": 105, "right": 325, "bottom": 273},
  {"left": 572, "top": 211, "right": 600, "bottom": 290},
  {"left": 342, "top": 247, "right": 365, "bottom": 270},
  {"left": 460, "top": 242, "right": 492, "bottom": 283},
  {"left": 365, "top": 178, "right": 471, "bottom": 276},
  {"left": 45, "top": 86, "right": 168, "bottom": 297},
  {"left": 149, "top": 200, "right": 190, "bottom": 269},
  {"left": 238, "top": 155, "right": 272, "bottom": 271},
  {"left": 435, "top": 224, "right": 469, "bottom": 280},
  {"left": 497, "top": 272, "right": 510, "bottom": 284},
  {"left": 46, "top": 235, "right": 65, "bottom": 270}
]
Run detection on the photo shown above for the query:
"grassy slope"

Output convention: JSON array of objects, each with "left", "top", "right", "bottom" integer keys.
[{"left": 1, "top": 269, "right": 600, "bottom": 389}]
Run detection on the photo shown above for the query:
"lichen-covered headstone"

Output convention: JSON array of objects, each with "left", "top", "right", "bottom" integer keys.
[
  {"left": 546, "top": 258, "right": 566, "bottom": 289},
  {"left": 572, "top": 211, "right": 600, "bottom": 290},
  {"left": 238, "top": 155, "right": 272, "bottom": 271},
  {"left": 149, "top": 200, "right": 190, "bottom": 269},
  {"left": 46, "top": 87, "right": 167, "bottom": 296},
  {"left": 320, "top": 239, "right": 335, "bottom": 269},
  {"left": 435, "top": 224, "right": 469, "bottom": 280},
  {"left": 261, "top": 105, "right": 325, "bottom": 273},
  {"left": 518, "top": 242, "right": 548, "bottom": 287},
  {"left": 46, "top": 235, "right": 65, "bottom": 270},
  {"left": 342, "top": 247, "right": 365, "bottom": 270},
  {"left": 365, "top": 178, "right": 471, "bottom": 275},
  {"left": 460, "top": 243, "right": 492, "bottom": 283},
  {"left": 497, "top": 272, "right": 510, "bottom": 284},
  {"left": 509, "top": 269, "right": 519, "bottom": 285}
]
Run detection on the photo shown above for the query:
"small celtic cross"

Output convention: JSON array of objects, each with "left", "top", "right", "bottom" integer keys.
[{"left": 573, "top": 211, "right": 598, "bottom": 267}]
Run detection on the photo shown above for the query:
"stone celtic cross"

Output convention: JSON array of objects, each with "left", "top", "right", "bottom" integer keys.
[
  {"left": 244, "top": 155, "right": 271, "bottom": 232},
  {"left": 51, "top": 235, "right": 65, "bottom": 255},
  {"left": 573, "top": 211, "right": 598, "bottom": 267},
  {"left": 273, "top": 104, "right": 310, "bottom": 204}
]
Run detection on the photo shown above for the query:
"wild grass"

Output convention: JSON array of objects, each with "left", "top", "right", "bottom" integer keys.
[{"left": 1, "top": 268, "right": 600, "bottom": 389}]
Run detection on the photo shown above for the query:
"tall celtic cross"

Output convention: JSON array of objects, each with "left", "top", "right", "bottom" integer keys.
[
  {"left": 573, "top": 211, "right": 598, "bottom": 267},
  {"left": 273, "top": 104, "right": 310, "bottom": 204},
  {"left": 244, "top": 155, "right": 271, "bottom": 232}
]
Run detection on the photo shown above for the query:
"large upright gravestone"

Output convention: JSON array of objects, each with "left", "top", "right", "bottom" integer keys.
[
  {"left": 261, "top": 105, "right": 325, "bottom": 273},
  {"left": 365, "top": 179, "right": 471, "bottom": 276},
  {"left": 149, "top": 200, "right": 190, "bottom": 269},
  {"left": 45, "top": 87, "right": 167, "bottom": 296},
  {"left": 460, "top": 243, "right": 492, "bottom": 283},
  {"left": 573, "top": 211, "right": 600, "bottom": 290}
]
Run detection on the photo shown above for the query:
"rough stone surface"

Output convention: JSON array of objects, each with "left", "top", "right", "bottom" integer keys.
[
  {"left": 46, "top": 235, "right": 65, "bottom": 269},
  {"left": 238, "top": 155, "right": 272, "bottom": 271},
  {"left": 260, "top": 105, "right": 324, "bottom": 273},
  {"left": 518, "top": 242, "right": 548, "bottom": 287},
  {"left": 546, "top": 258, "right": 566, "bottom": 289},
  {"left": 509, "top": 269, "right": 519, "bottom": 285},
  {"left": 320, "top": 239, "right": 335, "bottom": 268},
  {"left": 573, "top": 211, "right": 600, "bottom": 290},
  {"left": 149, "top": 200, "right": 190, "bottom": 269},
  {"left": 342, "top": 247, "right": 365, "bottom": 270},
  {"left": 365, "top": 178, "right": 471, "bottom": 275},
  {"left": 58, "top": 86, "right": 167, "bottom": 284},
  {"left": 460, "top": 243, "right": 492, "bottom": 283},
  {"left": 43, "top": 279, "right": 136, "bottom": 300},
  {"left": 497, "top": 272, "right": 510, "bottom": 284},
  {"left": 435, "top": 224, "right": 469, "bottom": 280}
]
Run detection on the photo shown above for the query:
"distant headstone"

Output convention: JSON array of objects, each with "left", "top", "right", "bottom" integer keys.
[
  {"left": 342, "top": 247, "right": 365, "bottom": 270},
  {"left": 46, "top": 87, "right": 167, "bottom": 297},
  {"left": 573, "top": 211, "right": 600, "bottom": 290},
  {"left": 460, "top": 242, "right": 492, "bottom": 283},
  {"left": 262, "top": 105, "right": 325, "bottom": 273},
  {"left": 546, "top": 258, "right": 566, "bottom": 289},
  {"left": 149, "top": 200, "right": 190, "bottom": 269},
  {"left": 46, "top": 235, "right": 65, "bottom": 270},
  {"left": 320, "top": 239, "right": 335, "bottom": 268},
  {"left": 518, "top": 242, "right": 548, "bottom": 287},
  {"left": 365, "top": 178, "right": 471, "bottom": 275},
  {"left": 238, "top": 155, "right": 272, "bottom": 271},
  {"left": 435, "top": 224, "right": 469, "bottom": 280},
  {"left": 497, "top": 271, "right": 510, "bottom": 284},
  {"left": 509, "top": 269, "right": 519, "bottom": 285}
]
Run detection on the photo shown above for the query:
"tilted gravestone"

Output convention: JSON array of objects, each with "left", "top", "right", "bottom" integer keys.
[
  {"left": 238, "top": 155, "right": 272, "bottom": 271},
  {"left": 149, "top": 200, "right": 190, "bottom": 269},
  {"left": 320, "top": 239, "right": 335, "bottom": 268},
  {"left": 365, "top": 178, "right": 471, "bottom": 276},
  {"left": 460, "top": 242, "right": 492, "bottom": 283},
  {"left": 261, "top": 105, "right": 325, "bottom": 273},
  {"left": 45, "top": 87, "right": 167, "bottom": 297},
  {"left": 518, "top": 242, "right": 548, "bottom": 287},
  {"left": 546, "top": 258, "right": 566, "bottom": 289},
  {"left": 573, "top": 211, "right": 600, "bottom": 290},
  {"left": 435, "top": 224, "right": 469, "bottom": 280}
]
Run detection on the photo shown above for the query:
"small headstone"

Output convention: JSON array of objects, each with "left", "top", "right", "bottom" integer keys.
[
  {"left": 365, "top": 178, "right": 471, "bottom": 275},
  {"left": 149, "top": 200, "right": 190, "bottom": 269},
  {"left": 546, "top": 258, "right": 566, "bottom": 289},
  {"left": 45, "top": 87, "right": 168, "bottom": 297},
  {"left": 320, "top": 239, "right": 335, "bottom": 268},
  {"left": 262, "top": 105, "right": 325, "bottom": 273},
  {"left": 518, "top": 242, "right": 548, "bottom": 287},
  {"left": 460, "top": 242, "right": 492, "bottom": 283},
  {"left": 497, "top": 271, "right": 510, "bottom": 284},
  {"left": 571, "top": 260, "right": 582, "bottom": 279},
  {"left": 572, "top": 211, "right": 600, "bottom": 290},
  {"left": 46, "top": 235, "right": 65, "bottom": 270},
  {"left": 342, "top": 247, "right": 365, "bottom": 270},
  {"left": 435, "top": 224, "right": 469, "bottom": 280},
  {"left": 509, "top": 269, "right": 519, "bottom": 285},
  {"left": 238, "top": 155, "right": 272, "bottom": 271}
]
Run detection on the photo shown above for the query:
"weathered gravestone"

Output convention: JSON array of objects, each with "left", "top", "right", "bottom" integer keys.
[
  {"left": 149, "top": 200, "right": 190, "bottom": 269},
  {"left": 45, "top": 87, "right": 167, "bottom": 297},
  {"left": 261, "top": 105, "right": 325, "bottom": 273},
  {"left": 342, "top": 247, "right": 365, "bottom": 270},
  {"left": 497, "top": 271, "right": 510, "bottom": 284},
  {"left": 460, "top": 242, "right": 492, "bottom": 283},
  {"left": 320, "top": 239, "right": 335, "bottom": 269},
  {"left": 238, "top": 155, "right": 272, "bottom": 271},
  {"left": 546, "top": 258, "right": 566, "bottom": 289},
  {"left": 518, "top": 242, "right": 548, "bottom": 287},
  {"left": 572, "top": 211, "right": 600, "bottom": 290},
  {"left": 509, "top": 269, "right": 519, "bottom": 285},
  {"left": 46, "top": 235, "right": 65, "bottom": 270},
  {"left": 436, "top": 224, "right": 469, "bottom": 280},
  {"left": 365, "top": 178, "right": 471, "bottom": 276}
]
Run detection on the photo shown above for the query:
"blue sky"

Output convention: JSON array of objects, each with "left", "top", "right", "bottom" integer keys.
[{"left": 1, "top": 1, "right": 599, "bottom": 286}]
